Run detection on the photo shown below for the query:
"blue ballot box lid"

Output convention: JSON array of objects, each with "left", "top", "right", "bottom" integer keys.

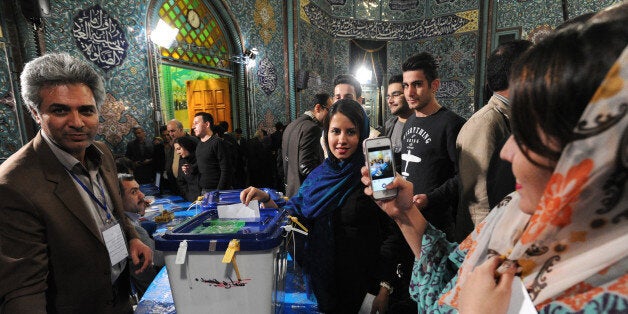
[{"left": 155, "top": 208, "right": 288, "bottom": 252}]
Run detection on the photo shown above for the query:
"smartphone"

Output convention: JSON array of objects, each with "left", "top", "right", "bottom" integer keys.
[{"left": 363, "top": 137, "right": 397, "bottom": 200}]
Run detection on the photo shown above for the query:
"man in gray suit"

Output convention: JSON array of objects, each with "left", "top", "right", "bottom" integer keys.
[
  {"left": 0, "top": 53, "right": 152, "bottom": 313},
  {"left": 282, "top": 92, "right": 331, "bottom": 198}
]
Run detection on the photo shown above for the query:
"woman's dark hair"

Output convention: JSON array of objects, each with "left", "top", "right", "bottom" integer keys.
[
  {"left": 323, "top": 99, "right": 368, "bottom": 163},
  {"left": 510, "top": 9, "right": 628, "bottom": 165},
  {"left": 173, "top": 136, "right": 197, "bottom": 156}
]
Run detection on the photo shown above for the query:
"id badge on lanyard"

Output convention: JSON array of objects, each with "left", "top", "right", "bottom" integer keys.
[
  {"left": 67, "top": 169, "right": 129, "bottom": 265},
  {"left": 102, "top": 223, "right": 129, "bottom": 266}
]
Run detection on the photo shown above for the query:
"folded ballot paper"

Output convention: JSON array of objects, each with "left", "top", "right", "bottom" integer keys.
[{"left": 217, "top": 200, "right": 261, "bottom": 219}]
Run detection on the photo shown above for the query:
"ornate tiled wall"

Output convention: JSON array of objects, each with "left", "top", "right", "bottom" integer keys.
[
  {"left": 301, "top": 0, "right": 480, "bottom": 121},
  {"left": 497, "top": 0, "right": 621, "bottom": 44},
  {"left": 44, "top": 0, "right": 153, "bottom": 155},
  {"left": 29, "top": 0, "right": 289, "bottom": 153},
  {"left": 404, "top": 31, "right": 478, "bottom": 118},
  {"left": 296, "top": 18, "right": 334, "bottom": 117},
  {"left": 224, "top": 0, "right": 287, "bottom": 134},
  {"left": 567, "top": 0, "right": 621, "bottom": 17},
  {"left": 0, "top": 4, "right": 34, "bottom": 161},
  {"left": 0, "top": 0, "right": 624, "bottom": 160},
  {"left": 0, "top": 40, "right": 22, "bottom": 160}
]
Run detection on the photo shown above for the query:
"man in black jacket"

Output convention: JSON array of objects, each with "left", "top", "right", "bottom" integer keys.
[
  {"left": 192, "top": 112, "right": 230, "bottom": 190},
  {"left": 282, "top": 93, "right": 331, "bottom": 198}
]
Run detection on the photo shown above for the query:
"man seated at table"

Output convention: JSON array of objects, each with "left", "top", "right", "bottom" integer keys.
[{"left": 118, "top": 173, "right": 164, "bottom": 299}]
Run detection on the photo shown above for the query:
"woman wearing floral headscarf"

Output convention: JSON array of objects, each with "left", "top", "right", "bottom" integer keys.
[{"left": 361, "top": 4, "right": 628, "bottom": 313}]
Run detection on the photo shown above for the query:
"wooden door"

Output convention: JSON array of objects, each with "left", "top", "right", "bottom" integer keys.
[{"left": 186, "top": 78, "right": 231, "bottom": 131}]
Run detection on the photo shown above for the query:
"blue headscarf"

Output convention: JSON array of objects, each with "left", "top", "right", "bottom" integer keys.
[
  {"left": 286, "top": 99, "right": 370, "bottom": 219},
  {"left": 284, "top": 99, "right": 370, "bottom": 310}
]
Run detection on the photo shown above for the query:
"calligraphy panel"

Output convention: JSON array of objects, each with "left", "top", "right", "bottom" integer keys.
[
  {"left": 72, "top": 5, "right": 128, "bottom": 71},
  {"left": 304, "top": 2, "right": 471, "bottom": 40},
  {"left": 257, "top": 57, "right": 277, "bottom": 96}
]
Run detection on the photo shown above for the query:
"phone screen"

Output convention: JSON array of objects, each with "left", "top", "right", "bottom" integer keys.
[{"left": 367, "top": 146, "right": 395, "bottom": 192}]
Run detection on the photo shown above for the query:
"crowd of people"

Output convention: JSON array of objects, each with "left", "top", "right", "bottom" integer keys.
[
  {"left": 1, "top": 2, "right": 626, "bottom": 314},
  {"left": 242, "top": 3, "right": 628, "bottom": 313},
  {"left": 115, "top": 115, "right": 287, "bottom": 203}
]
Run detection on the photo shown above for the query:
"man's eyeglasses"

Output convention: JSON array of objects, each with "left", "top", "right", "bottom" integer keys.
[{"left": 385, "top": 91, "right": 403, "bottom": 100}]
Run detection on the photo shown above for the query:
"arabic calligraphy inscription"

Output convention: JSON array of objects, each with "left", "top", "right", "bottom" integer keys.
[
  {"left": 304, "top": 3, "right": 469, "bottom": 40},
  {"left": 257, "top": 57, "right": 278, "bottom": 96},
  {"left": 72, "top": 5, "right": 128, "bottom": 71}
]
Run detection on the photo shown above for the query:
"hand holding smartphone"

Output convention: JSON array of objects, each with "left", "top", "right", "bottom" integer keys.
[{"left": 363, "top": 137, "right": 397, "bottom": 200}]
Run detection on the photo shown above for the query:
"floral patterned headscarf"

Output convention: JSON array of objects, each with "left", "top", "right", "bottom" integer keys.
[{"left": 443, "top": 46, "right": 628, "bottom": 310}]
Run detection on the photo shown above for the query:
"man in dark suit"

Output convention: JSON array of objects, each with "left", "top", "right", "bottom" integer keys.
[
  {"left": 0, "top": 53, "right": 152, "bottom": 313},
  {"left": 125, "top": 126, "right": 155, "bottom": 184}
]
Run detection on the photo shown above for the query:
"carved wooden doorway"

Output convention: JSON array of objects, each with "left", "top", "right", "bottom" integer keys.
[{"left": 186, "top": 78, "right": 232, "bottom": 131}]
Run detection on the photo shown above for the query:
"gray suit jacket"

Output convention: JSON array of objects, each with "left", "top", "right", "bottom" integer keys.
[
  {"left": 0, "top": 133, "right": 138, "bottom": 313},
  {"left": 282, "top": 114, "right": 324, "bottom": 198}
]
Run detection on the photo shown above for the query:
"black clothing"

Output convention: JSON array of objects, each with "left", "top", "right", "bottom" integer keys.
[
  {"left": 246, "top": 137, "right": 274, "bottom": 188},
  {"left": 294, "top": 188, "right": 397, "bottom": 313},
  {"left": 176, "top": 155, "right": 201, "bottom": 202},
  {"left": 164, "top": 134, "right": 198, "bottom": 194},
  {"left": 196, "top": 134, "right": 230, "bottom": 190},
  {"left": 487, "top": 136, "right": 516, "bottom": 208},
  {"left": 125, "top": 139, "right": 155, "bottom": 184},
  {"left": 270, "top": 129, "right": 284, "bottom": 192},
  {"left": 233, "top": 136, "right": 247, "bottom": 188},
  {"left": 400, "top": 108, "right": 465, "bottom": 239},
  {"left": 220, "top": 132, "right": 239, "bottom": 184}
]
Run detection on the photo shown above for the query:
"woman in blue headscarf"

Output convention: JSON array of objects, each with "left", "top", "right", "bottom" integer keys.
[{"left": 241, "top": 99, "right": 399, "bottom": 313}]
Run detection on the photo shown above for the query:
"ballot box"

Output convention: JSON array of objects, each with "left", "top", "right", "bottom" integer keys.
[{"left": 154, "top": 207, "right": 288, "bottom": 314}]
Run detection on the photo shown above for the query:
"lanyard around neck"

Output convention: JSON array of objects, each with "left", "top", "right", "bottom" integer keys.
[{"left": 67, "top": 169, "right": 111, "bottom": 221}]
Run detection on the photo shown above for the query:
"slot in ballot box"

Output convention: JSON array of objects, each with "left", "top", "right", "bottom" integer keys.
[{"left": 155, "top": 207, "right": 288, "bottom": 314}]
